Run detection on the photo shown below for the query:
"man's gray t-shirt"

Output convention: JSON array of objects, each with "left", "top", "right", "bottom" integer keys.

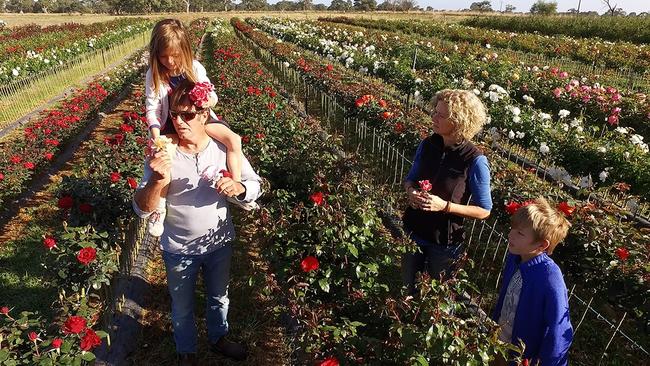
[{"left": 134, "top": 138, "right": 262, "bottom": 255}]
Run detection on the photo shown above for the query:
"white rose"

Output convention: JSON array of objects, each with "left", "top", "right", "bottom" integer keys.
[{"left": 539, "top": 143, "right": 550, "bottom": 154}]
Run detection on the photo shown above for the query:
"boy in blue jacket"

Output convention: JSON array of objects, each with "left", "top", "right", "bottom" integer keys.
[{"left": 492, "top": 197, "right": 573, "bottom": 366}]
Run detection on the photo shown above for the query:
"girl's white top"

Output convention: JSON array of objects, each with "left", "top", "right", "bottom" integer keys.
[{"left": 145, "top": 59, "right": 219, "bottom": 130}]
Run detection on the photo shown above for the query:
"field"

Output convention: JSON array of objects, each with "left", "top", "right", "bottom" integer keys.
[{"left": 0, "top": 12, "right": 648, "bottom": 366}]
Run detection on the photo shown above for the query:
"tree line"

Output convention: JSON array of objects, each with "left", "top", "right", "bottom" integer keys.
[{"left": 0, "top": 0, "right": 425, "bottom": 14}]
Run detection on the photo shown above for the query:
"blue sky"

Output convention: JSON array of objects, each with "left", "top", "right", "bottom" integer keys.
[{"left": 278, "top": 0, "right": 650, "bottom": 13}]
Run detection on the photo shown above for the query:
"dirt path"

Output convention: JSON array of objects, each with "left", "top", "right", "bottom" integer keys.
[{"left": 126, "top": 215, "right": 292, "bottom": 365}]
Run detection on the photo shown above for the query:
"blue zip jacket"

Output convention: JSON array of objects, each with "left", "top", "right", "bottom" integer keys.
[{"left": 492, "top": 253, "right": 573, "bottom": 366}]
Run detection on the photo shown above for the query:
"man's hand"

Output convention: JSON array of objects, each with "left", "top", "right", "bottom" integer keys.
[
  {"left": 149, "top": 150, "right": 172, "bottom": 183},
  {"left": 216, "top": 177, "right": 245, "bottom": 198}
]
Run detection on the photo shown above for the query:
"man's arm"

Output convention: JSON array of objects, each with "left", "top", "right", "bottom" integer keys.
[
  {"left": 216, "top": 153, "right": 262, "bottom": 202},
  {"left": 133, "top": 150, "right": 171, "bottom": 217}
]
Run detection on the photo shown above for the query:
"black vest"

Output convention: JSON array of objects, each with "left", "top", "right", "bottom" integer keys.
[{"left": 403, "top": 134, "right": 482, "bottom": 245}]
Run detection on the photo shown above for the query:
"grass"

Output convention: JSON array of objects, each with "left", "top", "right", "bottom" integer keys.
[{"left": 0, "top": 31, "right": 148, "bottom": 132}]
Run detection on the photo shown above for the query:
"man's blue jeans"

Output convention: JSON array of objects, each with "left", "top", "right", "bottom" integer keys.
[{"left": 162, "top": 243, "right": 233, "bottom": 354}]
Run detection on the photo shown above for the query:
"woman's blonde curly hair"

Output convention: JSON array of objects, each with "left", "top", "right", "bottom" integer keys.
[{"left": 428, "top": 89, "right": 488, "bottom": 141}]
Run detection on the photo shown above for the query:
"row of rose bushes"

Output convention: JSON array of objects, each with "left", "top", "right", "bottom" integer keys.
[
  {"left": 205, "top": 19, "right": 519, "bottom": 365},
  {"left": 0, "top": 99, "right": 149, "bottom": 365},
  {"left": 266, "top": 17, "right": 650, "bottom": 140},
  {"left": 260, "top": 17, "right": 650, "bottom": 139},
  {"left": 248, "top": 17, "right": 650, "bottom": 199},
  {"left": 462, "top": 15, "right": 650, "bottom": 45},
  {"left": 0, "top": 18, "right": 152, "bottom": 83},
  {"left": 232, "top": 18, "right": 650, "bottom": 331},
  {"left": 0, "top": 18, "right": 210, "bottom": 366},
  {"left": 320, "top": 16, "right": 650, "bottom": 74},
  {"left": 0, "top": 48, "right": 149, "bottom": 213}
]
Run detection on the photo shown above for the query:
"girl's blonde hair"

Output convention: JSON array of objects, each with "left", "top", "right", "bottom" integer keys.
[
  {"left": 428, "top": 89, "right": 487, "bottom": 141},
  {"left": 511, "top": 197, "right": 571, "bottom": 255},
  {"left": 149, "top": 19, "right": 197, "bottom": 95}
]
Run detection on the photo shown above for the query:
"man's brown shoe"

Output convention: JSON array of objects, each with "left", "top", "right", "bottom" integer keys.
[
  {"left": 210, "top": 337, "right": 248, "bottom": 361},
  {"left": 177, "top": 353, "right": 197, "bottom": 366}
]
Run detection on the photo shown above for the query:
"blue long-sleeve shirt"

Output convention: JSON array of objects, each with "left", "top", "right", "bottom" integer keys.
[
  {"left": 492, "top": 253, "right": 573, "bottom": 366},
  {"left": 406, "top": 140, "right": 493, "bottom": 212}
]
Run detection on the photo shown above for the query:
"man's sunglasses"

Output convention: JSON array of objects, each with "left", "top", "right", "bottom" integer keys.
[{"left": 170, "top": 109, "right": 206, "bottom": 122}]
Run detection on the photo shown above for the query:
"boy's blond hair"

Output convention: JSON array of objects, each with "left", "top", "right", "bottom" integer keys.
[
  {"left": 511, "top": 197, "right": 571, "bottom": 254},
  {"left": 428, "top": 89, "right": 487, "bottom": 141}
]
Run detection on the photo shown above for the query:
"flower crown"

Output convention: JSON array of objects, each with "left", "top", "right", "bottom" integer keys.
[{"left": 188, "top": 81, "right": 217, "bottom": 109}]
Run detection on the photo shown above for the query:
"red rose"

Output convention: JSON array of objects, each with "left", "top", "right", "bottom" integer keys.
[
  {"left": 24, "top": 162, "right": 35, "bottom": 170},
  {"left": 381, "top": 111, "right": 393, "bottom": 120},
  {"left": 44, "top": 152, "right": 54, "bottom": 161},
  {"left": 63, "top": 316, "right": 87, "bottom": 334},
  {"left": 394, "top": 122, "right": 405, "bottom": 133},
  {"left": 310, "top": 192, "right": 325, "bottom": 206},
  {"left": 77, "top": 247, "right": 97, "bottom": 266},
  {"left": 79, "top": 203, "right": 94, "bottom": 214},
  {"left": 267, "top": 102, "right": 276, "bottom": 111},
  {"left": 557, "top": 202, "right": 575, "bottom": 216},
  {"left": 0, "top": 172, "right": 4, "bottom": 181},
  {"left": 242, "top": 135, "right": 250, "bottom": 144},
  {"left": 220, "top": 169, "right": 233, "bottom": 179},
  {"left": 615, "top": 247, "right": 629, "bottom": 261},
  {"left": 255, "top": 133, "right": 265, "bottom": 139},
  {"left": 127, "top": 177, "right": 138, "bottom": 189},
  {"left": 1, "top": 306, "right": 9, "bottom": 315},
  {"left": 120, "top": 124, "right": 134, "bottom": 133},
  {"left": 51, "top": 338, "right": 63, "bottom": 349},
  {"left": 10, "top": 155, "right": 21, "bottom": 164},
  {"left": 28, "top": 332, "right": 38, "bottom": 342},
  {"left": 378, "top": 99, "right": 387, "bottom": 108},
  {"left": 43, "top": 236, "right": 57, "bottom": 250},
  {"left": 418, "top": 180, "right": 432, "bottom": 192},
  {"left": 301, "top": 256, "right": 319, "bottom": 272},
  {"left": 110, "top": 172, "right": 121, "bottom": 183},
  {"left": 58, "top": 196, "right": 74, "bottom": 209},
  {"left": 326, "top": 64, "right": 333, "bottom": 72},
  {"left": 505, "top": 201, "right": 521, "bottom": 215},
  {"left": 319, "top": 357, "right": 339, "bottom": 366},
  {"left": 80, "top": 329, "right": 102, "bottom": 351}
]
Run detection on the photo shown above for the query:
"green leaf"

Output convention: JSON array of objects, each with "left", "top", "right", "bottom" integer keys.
[
  {"left": 347, "top": 243, "right": 359, "bottom": 258},
  {"left": 318, "top": 278, "right": 330, "bottom": 293},
  {"left": 81, "top": 352, "right": 96, "bottom": 361},
  {"left": 415, "top": 355, "right": 429, "bottom": 366},
  {"left": 0, "top": 349, "right": 9, "bottom": 362}
]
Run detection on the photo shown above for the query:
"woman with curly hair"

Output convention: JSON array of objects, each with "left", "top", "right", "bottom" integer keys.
[{"left": 402, "top": 89, "right": 493, "bottom": 293}]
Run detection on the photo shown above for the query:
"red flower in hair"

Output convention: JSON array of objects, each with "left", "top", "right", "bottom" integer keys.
[{"left": 189, "top": 82, "right": 216, "bottom": 109}]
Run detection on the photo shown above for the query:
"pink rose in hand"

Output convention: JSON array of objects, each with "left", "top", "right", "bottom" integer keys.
[{"left": 418, "top": 180, "right": 432, "bottom": 192}]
